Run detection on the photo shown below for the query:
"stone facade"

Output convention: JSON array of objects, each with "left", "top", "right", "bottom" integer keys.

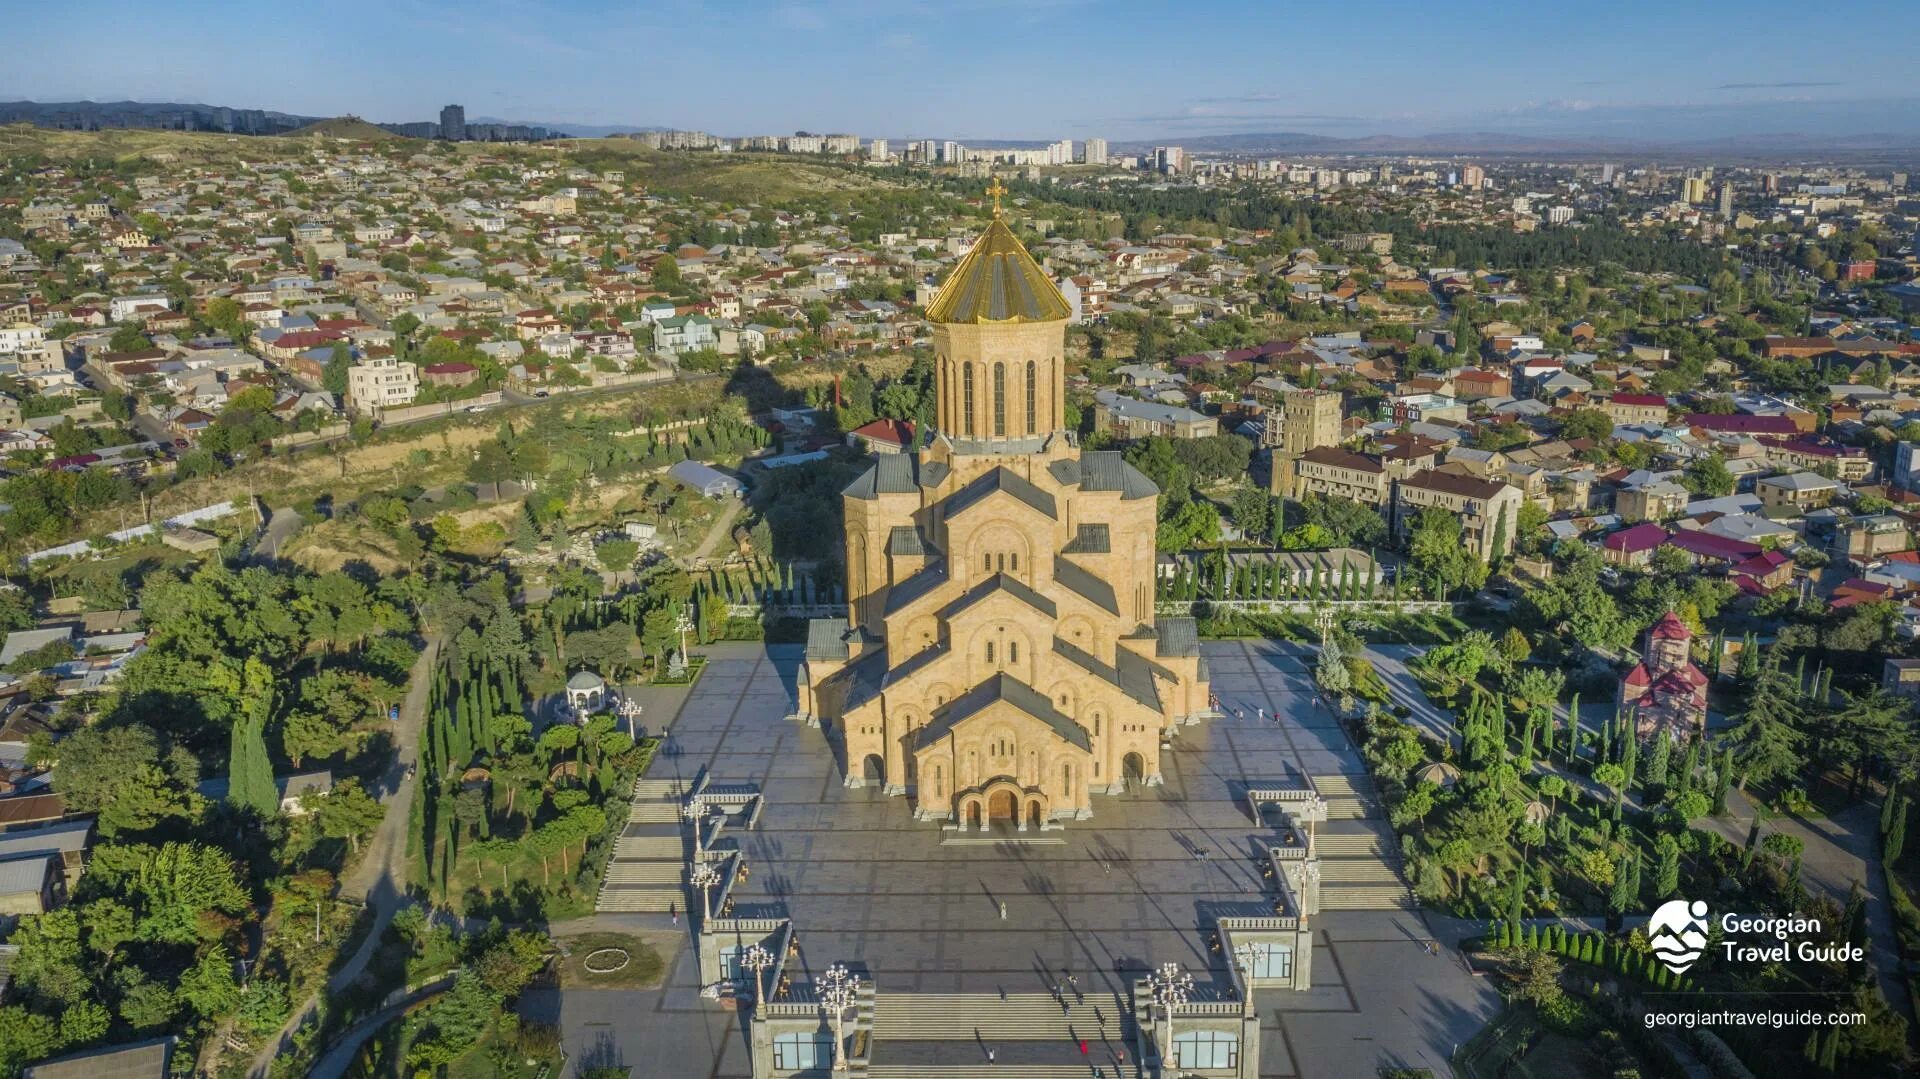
[{"left": 802, "top": 212, "right": 1211, "bottom": 828}]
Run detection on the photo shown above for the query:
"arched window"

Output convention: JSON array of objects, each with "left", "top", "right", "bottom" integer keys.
[
  {"left": 1026, "top": 360, "right": 1037, "bottom": 434},
  {"left": 985, "top": 641, "right": 995, "bottom": 664},
  {"left": 992, "top": 362, "right": 1006, "bottom": 436},
  {"left": 963, "top": 363, "right": 975, "bottom": 436},
  {"left": 1009, "top": 552, "right": 1019, "bottom": 571},
  {"left": 1009, "top": 640, "right": 1019, "bottom": 663}
]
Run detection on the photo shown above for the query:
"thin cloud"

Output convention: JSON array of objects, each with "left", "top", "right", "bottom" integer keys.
[{"left": 1715, "top": 81, "right": 1841, "bottom": 90}]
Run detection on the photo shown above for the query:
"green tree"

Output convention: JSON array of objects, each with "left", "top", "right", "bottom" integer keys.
[{"left": 1722, "top": 650, "right": 1805, "bottom": 789}]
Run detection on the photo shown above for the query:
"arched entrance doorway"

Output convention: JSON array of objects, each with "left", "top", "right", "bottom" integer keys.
[
  {"left": 1123, "top": 752, "right": 1145, "bottom": 779},
  {"left": 987, "top": 790, "right": 1017, "bottom": 821},
  {"left": 862, "top": 754, "right": 885, "bottom": 785},
  {"left": 966, "top": 800, "right": 982, "bottom": 829}
]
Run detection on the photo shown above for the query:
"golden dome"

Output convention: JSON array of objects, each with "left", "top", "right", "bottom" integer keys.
[{"left": 925, "top": 214, "right": 1072, "bottom": 325}]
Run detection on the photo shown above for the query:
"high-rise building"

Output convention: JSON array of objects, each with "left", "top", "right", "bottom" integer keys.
[
  {"left": 1459, "top": 164, "right": 1485, "bottom": 188},
  {"left": 799, "top": 186, "right": 1212, "bottom": 822},
  {"left": 941, "top": 140, "right": 963, "bottom": 163},
  {"left": 868, "top": 139, "right": 889, "bottom": 161},
  {"left": 1083, "top": 137, "right": 1107, "bottom": 165},
  {"left": 1682, "top": 175, "right": 1708, "bottom": 204},
  {"left": 1047, "top": 139, "right": 1072, "bottom": 165},
  {"left": 1600, "top": 162, "right": 1616, "bottom": 184},
  {"left": 439, "top": 104, "right": 466, "bottom": 141},
  {"left": 1265, "top": 389, "right": 1343, "bottom": 496},
  {"left": 1718, "top": 183, "right": 1735, "bottom": 221},
  {"left": 1152, "top": 146, "right": 1184, "bottom": 174}
]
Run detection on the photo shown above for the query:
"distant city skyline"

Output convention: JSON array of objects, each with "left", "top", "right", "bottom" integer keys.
[{"left": 7, "top": 0, "right": 1920, "bottom": 143}]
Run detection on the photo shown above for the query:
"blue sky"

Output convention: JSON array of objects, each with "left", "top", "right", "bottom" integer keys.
[{"left": 7, "top": 0, "right": 1920, "bottom": 142}]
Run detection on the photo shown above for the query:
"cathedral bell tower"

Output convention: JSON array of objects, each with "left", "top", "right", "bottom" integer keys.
[{"left": 927, "top": 180, "right": 1072, "bottom": 450}]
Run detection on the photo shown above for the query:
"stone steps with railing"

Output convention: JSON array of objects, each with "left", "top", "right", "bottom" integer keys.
[
  {"left": 1319, "top": 883, "right": 1416, "bottom": 910},
  {"left": 872, "top": 992, "right": 1135, "bottom": 1043}
]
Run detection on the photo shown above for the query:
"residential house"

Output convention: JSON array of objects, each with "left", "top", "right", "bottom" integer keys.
[
  {"left": 1391, "top": 472, "right": 1524, "bottom": 561},
  {"left": 346, "top": 356, "right": 419, "bottom": 412},
  {"left": 1757, "top": 472, "right": 1839, "bottom": 514}
]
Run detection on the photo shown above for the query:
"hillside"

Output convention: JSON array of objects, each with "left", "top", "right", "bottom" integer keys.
[
  {"left": 555, "top": 141, "right": 895, "bottom": 200},
  {"left": 286, "top": 115, "right": 408, "bottom": 141}
]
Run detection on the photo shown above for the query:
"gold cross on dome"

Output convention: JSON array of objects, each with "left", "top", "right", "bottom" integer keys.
[{"left": 986, "top": 178, "right": 1007, "bottom": 217}]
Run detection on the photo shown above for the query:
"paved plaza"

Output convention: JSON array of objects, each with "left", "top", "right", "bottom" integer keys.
[{"left": 536, "top": 640, "right": 1500, "bottom": 1078}]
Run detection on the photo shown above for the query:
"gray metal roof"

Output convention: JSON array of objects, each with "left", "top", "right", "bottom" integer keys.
[
  {"left": 944, "top": 467, "right": 1057, "bottom": 521},
  {"left": 1061, "top": 523, "right": 1110, "bottom": 554},
  {"left": 887, "top": 526, "right": 929, "bottom": 557},
  {"left": 939, "top": 573, "right": 1057, "bottom": 621},
  {"left": 917, "top": 673, "right": 1089, "bottom": 752},
  {"left": 0, "top": 855, "right": 50, "bottom": 896},
  {"left": 1052, "top": 638, "right": 1159, "bottom": 710},
  {"left": 0, "top": 819, "right": 90, "bottom": 861},
  {"left": 843, "top": 454, "right": 922, "bottom": 499},
  {"left": 1052, "top": 558, "right": 1119, "bottom": 615},
  {"left": 805, "top": 618, "right": 852, "bottom": 661},
  {"left": 1155, "top": 617, "right": 1200, "bottom": 657},
  {"left": 884, "top": 561, "right": 950, "bottom": 616},
  {"left": 1075, "top": 451, "right": 1159, "bottom": 499}
]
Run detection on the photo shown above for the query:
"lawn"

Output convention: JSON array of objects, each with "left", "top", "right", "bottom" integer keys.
[{"left": 553, "top": 931, "right": 669, "bottom": 991}]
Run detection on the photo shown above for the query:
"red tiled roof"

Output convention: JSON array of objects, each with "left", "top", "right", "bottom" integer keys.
[
  {"left": 1664, "top": 530, "right": 1763, "bottom": 563},
  {"left": 851, "top": 418, "right": 914, "bottom": 447},
  {"left": 1649, "top": 610, "right": 1691, "bottom": 640},
  {"left": 1609, "top": 393, "right": 1668, "bottom": 407},
  {"left": 1603, "top": 522, "right": 1669, "bottom": 553}
]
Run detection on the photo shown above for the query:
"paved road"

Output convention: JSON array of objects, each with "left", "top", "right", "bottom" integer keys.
[
  {"left": 247, "top": 637, "right": 440, "bottom": 1079},
  {"left": 1699, "top": 790, "right": 1909, "bottom": 1020},
  {"left": 305, "top": 978, "right": 454, "bottom": 1079}
]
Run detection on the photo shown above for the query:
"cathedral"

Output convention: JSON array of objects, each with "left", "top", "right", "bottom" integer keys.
[
  {"left": 1619, "top": 610, "right": 1709, "bottom": 739},
  {"left": 799, "top": 185, "right": 1213, "bottom": 829}
]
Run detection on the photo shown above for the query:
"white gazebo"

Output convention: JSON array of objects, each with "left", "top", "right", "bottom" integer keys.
[{"left": 565, "top": 670, "right": 608, "bottom": 717}]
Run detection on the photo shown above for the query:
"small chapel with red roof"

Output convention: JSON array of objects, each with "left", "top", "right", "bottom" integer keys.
[{"left": 1619, "top": 611, "right": 1709, "bottom": 739}]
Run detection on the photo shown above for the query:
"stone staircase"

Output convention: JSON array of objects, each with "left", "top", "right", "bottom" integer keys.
[
  {"left": 1311, "top": 811, "right": 1415, "bottom": 911},
  {"left": 872, "top": 991, "right": 1134, "bottom": 1042},
  {"left": 866, "top": 991, "right": 1140, "bottom": 1078},
  {"left": 597, "top": 777, "right": 692, "bottom": 913},
  {"left": 867, "top": 1062, "right": 1139, "bottom": 1078},
  {"left": 1310, "top": 774, "right": 1384, "bottom": 820}
]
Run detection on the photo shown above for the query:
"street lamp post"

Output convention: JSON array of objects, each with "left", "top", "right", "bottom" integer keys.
[
  {"left": 690, "top": 861, "right": 721, "bottom": 921},
  {"left": 1232, "top": 942, "right": 1260, "bottom": 1008},
  {"left": 741, "top": 943, "right": 774, "bottom": 1009},
  {"left": 617, "top": 694, "right": 644, "bottom": 740},
  {"left": 818, "top": 963, "right": 859, "bottom": 1072},
  {"left": 682, "top": 797, "right": 708, "bottom": 858},
  {"left": 1146, "top": 961, "right": 1193, "bottom": 1069},
  {"left": 674, "top": 604, "right": 694, "bottom": 671}
]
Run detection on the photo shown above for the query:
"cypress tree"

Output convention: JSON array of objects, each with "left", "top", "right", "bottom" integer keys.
[
  {"left": 1711, "top": 745, "right": 1735, "bottom": 815},
  {"left": 1508, "top": 864, "right": 1525, "bottom": 930},
  {"left": 1818, "top": 1024, "right": 1839, "bottom": 1072},
  {"left": 1608, "top": 852, "right": 1634, "bottom": 914},
  {"left": 1647, "top": 732, "right": 1672, "bottom": 791},
  {"left": 1882, "top": 791, "right": 1900, "bottom": 835},
  {"left": 1674, "top": 738, "right": 1701, "bottom": 803},
  {"left": 1655, "top": 835, "right": 1680, "bottom": 898},
  {"left": 1887, "top": 797, "right": 1909, "bottom": 865},
  {"left": 1525, "top": 922, "right": 1539, "bottom": 950},
  {"left": 1566, "top": 691, "right": 1581, "bottom": 763}
]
